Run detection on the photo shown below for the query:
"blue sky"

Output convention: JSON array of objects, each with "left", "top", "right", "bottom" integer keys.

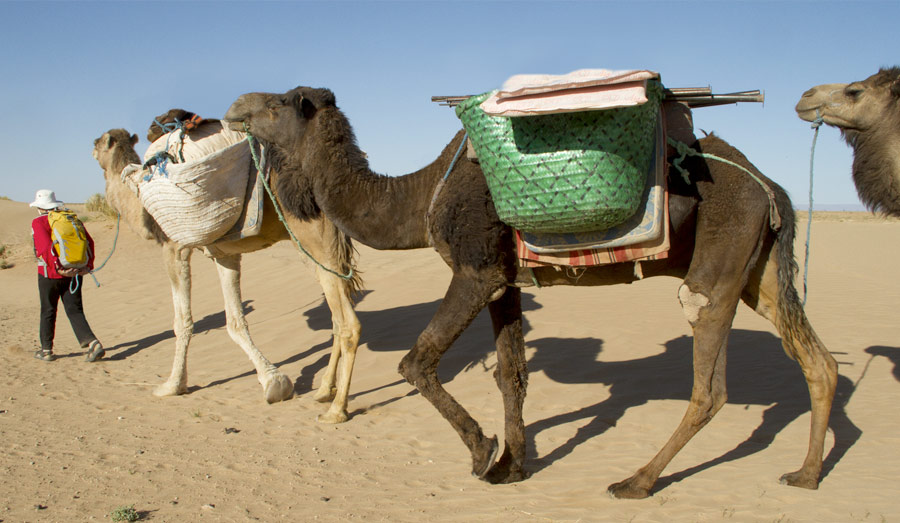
[{"left": 0, "top": 1, "right": 896, "bottom": 210}]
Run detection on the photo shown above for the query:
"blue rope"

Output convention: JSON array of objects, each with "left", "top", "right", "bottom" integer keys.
[
  {"left": 153, "top": 118, "right": 179, "bottom": 135},
  {"left": 444, "top": 132, "right": 467, "bottom": 180},
  {"left": 803, "top": 111, "right": 824, "bottom": 306},
  {"left": 668, "top": 137, "right": 781, "bottom": 230},
  {"left": 69, "top": 212, "right": 120, "bottom": 293}
]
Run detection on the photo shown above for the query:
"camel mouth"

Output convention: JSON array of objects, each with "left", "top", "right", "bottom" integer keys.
[
  {"left": 795, "top": 105, "right": 859, "bottom": 131},
  {"left": 223, "top": 118, "right": 245, "bottom": 132},
  {"left": 795, "top": 106, "right": 820, "bottom": 123}
]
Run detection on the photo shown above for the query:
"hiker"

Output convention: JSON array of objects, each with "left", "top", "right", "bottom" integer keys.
[{"left": 29, "top": 189, "right": 105, "bottom": 362}]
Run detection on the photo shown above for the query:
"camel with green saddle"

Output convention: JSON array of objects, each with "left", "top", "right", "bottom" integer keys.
[{"left": 223, "top": 85, "right": 836, "bottom": 498}]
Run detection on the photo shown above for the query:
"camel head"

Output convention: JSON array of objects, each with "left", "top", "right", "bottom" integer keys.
[
  {"left": 795, "top": 67, "right": 900, "bottom": 144},
  {"left": 795, "top": 67, "right": 900, "bottom": 217},
  {"left": 92, "top": 129, "right": 162, "bottom": 241},
  {"left": 224, "top": 86, "right": 338, "bottom": 148},
  {"left": 92, "top": 128, "right": 139, "bottom": 173}
]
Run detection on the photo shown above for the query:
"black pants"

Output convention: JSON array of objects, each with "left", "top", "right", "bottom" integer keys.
[{"left": 38, "top": 274, "right": 96, "bottom": 352}]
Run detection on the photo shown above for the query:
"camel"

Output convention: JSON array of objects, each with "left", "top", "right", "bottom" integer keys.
[
  {"left": 795, "top": 66, "right": 900, "bottom": 217},
  {"left": 91, "top": 118, "right": 363, "bottom": 423},
  {"left": 223, "top": 86, "right": 837, "bottom": 498}
]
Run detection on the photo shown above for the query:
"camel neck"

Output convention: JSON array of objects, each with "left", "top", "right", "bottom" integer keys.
[{"left": 310, "top": 133, "right": 465, "bottom": 251}]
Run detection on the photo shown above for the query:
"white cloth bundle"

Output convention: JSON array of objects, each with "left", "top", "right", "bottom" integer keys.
[{"left": 120, "top": 125, "right": 252, "bottom": 247}]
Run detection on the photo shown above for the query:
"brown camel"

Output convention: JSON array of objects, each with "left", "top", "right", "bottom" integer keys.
[
  {"left": 224, "top": 86, "right": 837, "bottom": 498},
  {"left": 795, "top": 66, "right": 900, "bottom": 217},
  {"left": 92, "top": 121, "right": 363, "bottom": 423}
]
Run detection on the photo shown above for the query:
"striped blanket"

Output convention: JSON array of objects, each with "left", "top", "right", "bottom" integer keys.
[{"left": 515, "top": 191, "right": 669, "bottom": 268}]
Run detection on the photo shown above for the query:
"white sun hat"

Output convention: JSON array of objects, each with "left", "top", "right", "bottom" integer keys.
[{"left": 29, "top": 189, "right": 65, "bottom": 210}]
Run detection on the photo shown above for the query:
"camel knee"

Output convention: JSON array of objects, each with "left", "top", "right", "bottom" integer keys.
[
  {"left": 399, "top": 334, "right": 441, "bottom": 386},
  {"left": 678, "top": 284, "right": 710, "bottom": 325},
  {"left": 688, "top": 395, "right": 721, "bottom": 427}
]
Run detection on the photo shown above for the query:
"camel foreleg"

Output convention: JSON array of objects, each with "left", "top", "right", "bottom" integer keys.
[
  {"left": 398, "top": 274, "right": 502, "bottom": 479},
  {"left": 484, "top": 285, "right": 529, "bottom": 484},
  {"left": 155, "top": 244, "right": 193, "bottom": 397},
  {"left": 214, "top": 254, "right": 293, "bottom": 404}
]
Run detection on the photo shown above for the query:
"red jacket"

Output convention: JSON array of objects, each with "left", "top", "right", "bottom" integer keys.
[{"left": 31, "top": 214, "right": 95, "bottom": 279}]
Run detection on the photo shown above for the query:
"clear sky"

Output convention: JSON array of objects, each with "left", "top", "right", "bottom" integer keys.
[{"left": 0, "top": 0, "right": 896, "bottom": 211}]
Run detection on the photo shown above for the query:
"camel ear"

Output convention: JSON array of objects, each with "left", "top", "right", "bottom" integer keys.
[
  {"left": 892, "top": 77, "right": 900, "bottom": 99},
  {"left": 130, "top": 133, "right": 139, "bottom": 146},
  {"left": 299, "top": 96, "right": 317, "bottom": 120}
]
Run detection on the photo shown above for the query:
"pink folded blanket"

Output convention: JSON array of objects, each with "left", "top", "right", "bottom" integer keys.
[{"left": 481, "top": 68, "right": 660, "bottom": 116}]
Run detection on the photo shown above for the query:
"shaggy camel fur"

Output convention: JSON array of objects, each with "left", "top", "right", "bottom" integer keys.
[
  {"left": 795, "top": 66, "right": 900, "bottom": 217},
  {"left": 92, "top": 123, "right": 362, "bottom": 423},
  {"left": 224, "top": 87, "right": 837, "bottom": 498}
]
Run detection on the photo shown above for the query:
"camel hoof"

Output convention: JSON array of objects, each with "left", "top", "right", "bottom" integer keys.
[
  {"left": 313, "top": 386, "right": 337, "bottom": 403},
  {"left": 265, "top": 374, "right": 294, "bottom": 404},
  {"left": 153, "top": 381, "right": 187, "bottom": 397},
  {"left": 471, "top": 436, "right": 500, "bottom": 480},
  {"left": 316, "top": 409, "right": 349, "bottom": 424},
  {"left": 779, "top": 471, "right": 820, "bottom": 490},
  {"left": 607, "top": 480, "right": 651, "bottom": 499}
]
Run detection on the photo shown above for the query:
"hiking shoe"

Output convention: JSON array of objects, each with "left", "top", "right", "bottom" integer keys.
[
  {"left": 34, "top": 350, "right": 56, "bottom": 362},
  {"left": 85, "top": 341, "right": 105, "bottom": 362}
]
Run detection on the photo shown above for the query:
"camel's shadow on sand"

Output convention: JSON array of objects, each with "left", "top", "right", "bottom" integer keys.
[
  {"left": 305, "top": 291, "right": 862, "bottom": 486},
  {"left": 108, "top": 290, "right": 866, "bottom": 486},
  {"left": 525, "top": 333, "right": 862, "bottom": 489},
  {"left": 103, "top": 302, "right": 258, "bottom": 361}
]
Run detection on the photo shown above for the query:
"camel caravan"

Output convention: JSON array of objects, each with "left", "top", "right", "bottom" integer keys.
[{"left": 89, "top": 66, "right": 899, "bottom": 498}]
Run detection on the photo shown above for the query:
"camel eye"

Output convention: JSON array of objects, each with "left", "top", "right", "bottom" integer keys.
[{"left": 844, "top": 85, "right": 863, "bottom": 100}]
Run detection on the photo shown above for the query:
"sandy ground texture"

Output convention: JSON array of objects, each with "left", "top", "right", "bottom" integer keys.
[{"left": 1, "top": 198, "right": 898, "bottom": 522}]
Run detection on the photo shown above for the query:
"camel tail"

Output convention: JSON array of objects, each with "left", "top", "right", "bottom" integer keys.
[
  {"left": 771, "top": 186, "right": 816, "bottom": 360},
  {"left": 336, "top": 229, "right": 365, "bottom": 302}
]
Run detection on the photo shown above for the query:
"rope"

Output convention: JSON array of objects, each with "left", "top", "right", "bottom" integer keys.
[
  {"left": 425, "top": 132, "right": 467, "bottom": 246},
  {"left": 242, "top": 126, "right": 355, "bottom": 281},
  {"left": 668, "top": 137, "right": 781, "bottom": 230},
  {"left": 69, "top": 212, "right": 120, "bottom": 293},
  {"left": 803, "top": 111, "right": 825, "bottom": 305}
]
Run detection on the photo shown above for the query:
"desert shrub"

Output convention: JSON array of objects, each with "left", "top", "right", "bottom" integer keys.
[
  {"left": 0, "top": 245, "right": 10, "bottom": 270},
  {"left": 85, "top": 193, "right": 118, "bottom": 218},
  {"left": 110, "top": 504, "right": 140, "bottom": 522}
]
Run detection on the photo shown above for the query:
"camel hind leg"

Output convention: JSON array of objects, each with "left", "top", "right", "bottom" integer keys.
[
  {"left": 279, "top": 213, "right": 362, "bottom": 423},
  {"left": 741, "top": 237, "right": 837, "bottom": 489},
  {"left": 314, "top": 265, "right": 361, "bottom": 424},
  {"left": 610, "top": 188, "right": 767, "bottom": 498},
  {"left": 213, "top": 253, "right": 293, "bottom": 404},
  {"left": 609, "top": 278, "right": 737, "bottom": 498}
]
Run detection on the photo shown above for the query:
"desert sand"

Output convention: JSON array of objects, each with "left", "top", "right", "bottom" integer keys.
[{"left": 1, "top": 197, "right": 898, "bottom": 522}]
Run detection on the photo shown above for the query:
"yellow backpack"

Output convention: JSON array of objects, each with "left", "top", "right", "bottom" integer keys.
[{"left": 47, "top": 210, "right": 91, "bottom": 269}]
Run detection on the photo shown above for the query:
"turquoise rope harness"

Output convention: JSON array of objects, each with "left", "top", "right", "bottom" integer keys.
[
  {"left": 668, "top": 137, "right": 781, "bottom": 230},
  {"left": 242, "top": 127, "right": 355, "bottom": 281},
  {"left": 69, "top": 212, "right": 120, "bottom": 294},
  {"left": 803, "top": 111, "right": 825, "bottom": 305}
]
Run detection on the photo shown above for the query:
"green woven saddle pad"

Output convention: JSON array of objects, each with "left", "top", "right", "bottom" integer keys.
[{"left": 456, "top": 81, "right": 662, "bottom": 233}]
